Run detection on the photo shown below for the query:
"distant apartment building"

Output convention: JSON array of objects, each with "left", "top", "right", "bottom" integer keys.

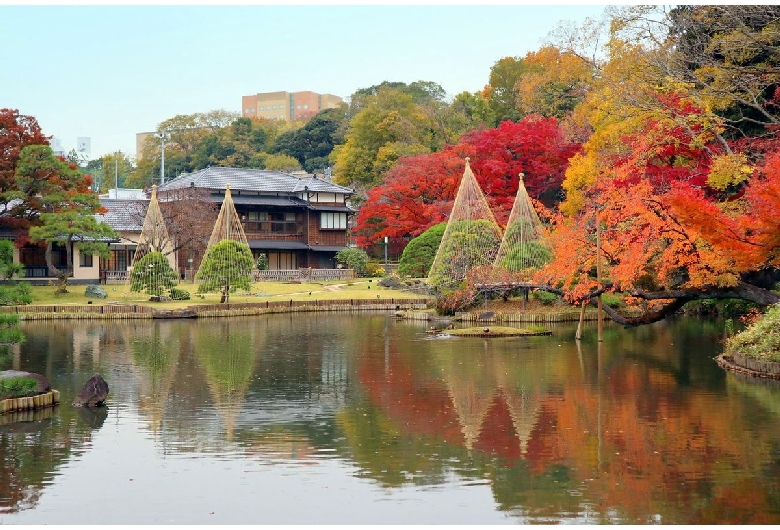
[
  {"left": 135, "top": 132, "right": 154, "bottom": 161},
  {"left": 242, "top": 91, "right": 343, "bottom": 123}
]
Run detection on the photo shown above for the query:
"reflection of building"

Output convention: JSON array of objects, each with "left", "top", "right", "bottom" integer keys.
[{"left": 241, "top": 91, "right": 343, "bottom": 123}]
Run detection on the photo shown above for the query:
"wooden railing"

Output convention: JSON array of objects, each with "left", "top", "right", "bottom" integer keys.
[
  {"left": 105, "top": 268, "right": 353, "bottom": 284},
  {"left": 105, "top": 271, "right": 129, "bottom": 284},
  {"left": 254, "top": 268, "right": 355, "bottom": 282}
]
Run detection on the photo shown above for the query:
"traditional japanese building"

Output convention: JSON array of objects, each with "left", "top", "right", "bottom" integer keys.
[{"left": 157, "top": 166, "right": 356, "bottom": 272}]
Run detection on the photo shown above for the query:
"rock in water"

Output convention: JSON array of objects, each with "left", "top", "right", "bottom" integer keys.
[{"left": 72, "top": 373, "right": 109, "bottom": 407}]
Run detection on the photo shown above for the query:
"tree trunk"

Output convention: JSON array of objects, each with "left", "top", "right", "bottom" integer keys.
[
  {"left": 476, "top": 281, "right": 780, "bottom": 327},
  {"left": 221, "top": 283, "right": 229, "bottom": 304},
  {"left": 45, "top": 242, "right": 71, "bottom": 294}
]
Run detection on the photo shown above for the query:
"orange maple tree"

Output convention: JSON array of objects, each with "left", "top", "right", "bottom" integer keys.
[{"left": 535, "top": 134, "right": 780, "bottom": 325}]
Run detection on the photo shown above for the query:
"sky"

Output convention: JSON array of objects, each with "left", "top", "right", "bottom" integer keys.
[{"left": 2, "top": 4, "right": 608, "bottom": 160}]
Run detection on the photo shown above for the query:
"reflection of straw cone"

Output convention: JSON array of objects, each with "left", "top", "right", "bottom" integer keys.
[
  {"left": 199, "top": 339, "right": 260, "bottom": 443},
  {"left": 244, "top": 432, "right": 317, "bottom": 462},
  {"left": 206, "top": 393, "right": 244, "bottom": 443},
  {"left": 501, "top": 388, "right": 539, "bottom": 456},
  {"left": 132, "top": 330, "right": 182, "bottom": 434},
  {"left": 446, "top": 380, "right": 496, "bottom": 451}
]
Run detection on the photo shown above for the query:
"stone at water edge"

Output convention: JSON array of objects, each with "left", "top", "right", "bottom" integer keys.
[{"left": 72, "top": 373, "right": 109, "bottom": 407}]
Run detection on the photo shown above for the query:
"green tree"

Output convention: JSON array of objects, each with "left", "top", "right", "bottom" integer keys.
[
  {"left": 0, "top": 108, "right": 50, "bottom": 225},
  {"left": 83, "top": 151, "right": 135, "bottom": 193},
  {"left": 0, "top": 239, "right": 24, "bottom": 280},
  {"left": 271, "top": 107, "right": 348, "bottom": 172},
  {"left": 190, "top": 116, "right": 284, "bottom": 170},
  {"left": 335, "top": 247, "right": 370, "bottom": 277},
  {"left": 129, "top": 251, "right": 180, "bottom": 298},
  {"left": 483, "top": 56, "right": 529, "bottom": 122},
  {"left": 128, "top": 109, "right": 246, "bottom": 188},
  {"left": 331, "top": 86, "right": 433, "bottom": 191},
  {"left": 263, "top": 153, "right": 302, "bottom": 173},
  {"left": 0, "top": 239, "right": 31, "bottom": 308},
  {"left": 195, "top": 239, "right": 254, "bottom": 303},
  {"left": 663, "top": 5, "right": 780, "bottom": 137},
  {"left": 451, "top": 91, "right": 498, "bottom": 127},
  {"left": 20, "top": 145, "right": 118, "bottom": 293},
  {"left": 398, "top": 223, "right": 446, "bottom": 278},
  {"left": 514, "top": 46, "right": 595, "bottom": 119}
]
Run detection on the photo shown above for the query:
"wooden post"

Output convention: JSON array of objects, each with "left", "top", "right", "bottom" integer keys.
[
  {"left": 596, "top": 208, "right": 604, "bottom": 342},
  {"left": 575, "top": 299, "right": 587, "bottom": 340}
]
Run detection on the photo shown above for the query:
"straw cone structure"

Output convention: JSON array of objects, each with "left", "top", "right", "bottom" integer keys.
[
  {"left": 130, "top": 185, "right": 174, "bottom": 267},
  {"left": 205, "top": 183, "right": 250, "bottom": 250},
  {"left": 428, "top": 159, "right": 503, "bottom": 288},
  {"left": 127, "top": 185, "right": 178, "bottom": 295},
  {"left": 493, "top": 173, "right": 550, "bottom": 279},
  {"left": 195, "top": 183, "right": 255, "bottom": 288}
]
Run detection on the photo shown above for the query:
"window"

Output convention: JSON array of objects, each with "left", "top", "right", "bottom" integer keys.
[
  {"left": 79, "top": 252, "right": 93, "bottom": 267},
  {"left": 321, "top": 212, "right": 346, "bottom": 229}
]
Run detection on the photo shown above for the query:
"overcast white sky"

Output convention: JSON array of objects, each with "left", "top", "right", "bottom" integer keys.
[{"left": 2, "top": 4, "right": 608, "bottom": 159}]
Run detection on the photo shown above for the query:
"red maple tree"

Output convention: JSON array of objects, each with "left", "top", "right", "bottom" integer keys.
[{"left": 353, "top": 115, "right": 581, "bottom": 248}]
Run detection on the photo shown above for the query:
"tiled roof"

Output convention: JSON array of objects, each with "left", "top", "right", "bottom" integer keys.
[
  {"left": 159, "top": 166, "right": 354, "bottom": 196},
  {"left": 96, "top": 199, "right": 148, "bottom": 231}
]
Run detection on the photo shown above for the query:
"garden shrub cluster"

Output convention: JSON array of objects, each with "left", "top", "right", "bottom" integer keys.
[
  {"left": 725, "top": 303, "right": 780, "bottom": 362},
  {"left": 0, "top": 376, "right": 37, "bottom": 400}
]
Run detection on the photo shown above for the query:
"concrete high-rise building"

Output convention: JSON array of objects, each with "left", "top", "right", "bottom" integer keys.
[{"left": 242, "top": 91, "right": 343, "bottom": 123}]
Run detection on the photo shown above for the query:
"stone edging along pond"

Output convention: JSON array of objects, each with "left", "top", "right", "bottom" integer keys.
[
  {"left": 0, "top": 298, "right": 432, "bottom": 320},
  {"left": 716, "top": 352, "right": 780, "bottom": 380}
]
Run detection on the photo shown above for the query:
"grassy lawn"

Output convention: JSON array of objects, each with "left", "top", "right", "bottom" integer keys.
[{"left": 29, "top": 279, "right": 428, "bottom": 309}]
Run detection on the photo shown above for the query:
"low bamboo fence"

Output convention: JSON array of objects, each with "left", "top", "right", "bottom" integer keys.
[
  {"left": 717, "top": 353, "right": 780, "bottom": 380},
  {"left": 0, "top": 389, "right": 60, "bottom": 416},
  {"left": 455, "top": 310, "right": 608, "bottom": 324}
]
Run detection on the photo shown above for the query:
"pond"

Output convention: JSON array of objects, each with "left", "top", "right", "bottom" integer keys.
[{"left": 1, "top": 314, "right": 779, "bottom": 524}]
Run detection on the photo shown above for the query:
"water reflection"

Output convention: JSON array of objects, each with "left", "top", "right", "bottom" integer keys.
[{"left": 0, "top": 315, "right": 778, "bottom": 524}]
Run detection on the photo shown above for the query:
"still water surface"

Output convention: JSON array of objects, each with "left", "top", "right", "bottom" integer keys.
[{"left": 1, "top": 314, "right": 779, "bottom": 524}]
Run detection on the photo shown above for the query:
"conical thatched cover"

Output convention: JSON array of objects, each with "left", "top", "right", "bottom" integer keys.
[
  {"left": 493, "top": 173, "right": 550, "bottom": 279},
  {"left": 130, "top": 185, "right": 173, "bottom": 266},
  {"left": 205, "top": 183, "right": 250, "bottom": 249},
  {"left": 428, "top": 159, "right": 503, "bottom": 288}
]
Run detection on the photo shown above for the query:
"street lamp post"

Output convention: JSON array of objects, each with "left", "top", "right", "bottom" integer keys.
[
  {"left": 384, "top": 236, "right": 388, "bottom": 272},
  {"left": 154, "top": 132, "right": 169, "bottom": 185}
]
